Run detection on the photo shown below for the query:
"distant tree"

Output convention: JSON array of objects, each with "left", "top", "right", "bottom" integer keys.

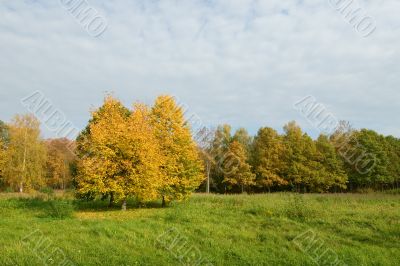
[
  {"left": 222, "top": 140, "right": 255, "bottom": 193},
  {"left": 0, "top": 120, "right": 9, "bottom": 145},
  {"left": 45, "top": 138, "right": 75, "bottom": 190},
  {"left": 282, "top": 121, "right": 321, "bottom": 192},
  {"left": 314, "top": 134, "right": 347, "bottom": 192},
  {"left": 209, "top": 124, "right": 233, "bottom": 193},
  {"left": 232, "top": 127, "right": 252, "bottom": 156},
  {"left": 196, "top": 127, "right": 216, "bottom": 193},
  {"left": 384, "top": 136, "right": 400, "bottom": 189},
  {"left": 343, "top": 129, "right": 389, "bottom": 190},
  {"left": 3, "top": 114, "right": 47, "bottom": 192},
  {"left": 151, "top": 95, "right": 204, "bottom": 207},
  {"left": 0, "top": 121, "right": 8, "bottom": 188},
  {"left": 211, "top": 125, "right": 232, "bottom": 157},
  {"left": 252, "top": 127, "right": 287, "bottom": 192},
  {"left": 0, "top": 138, "right": 6, "bottom": 188}
]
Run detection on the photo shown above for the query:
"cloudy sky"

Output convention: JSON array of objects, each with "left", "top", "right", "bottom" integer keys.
[{"left": 0, "top": 0, "right": 399, "bottom": 139}]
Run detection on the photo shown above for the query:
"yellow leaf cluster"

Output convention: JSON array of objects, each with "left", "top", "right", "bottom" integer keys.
[
  {"left": 75, "top": 95, "right": 203, "bottom": 206},
  {"left": 151, "top": 95, "right": 204, "bottom": 204},
  {"left": 2, "top": 114, "right": 47, "bottom": 192}
]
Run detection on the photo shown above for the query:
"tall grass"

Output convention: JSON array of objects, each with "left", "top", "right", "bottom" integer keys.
[{"left": 0, "top": 192, "right": 398, "bottom": 265}]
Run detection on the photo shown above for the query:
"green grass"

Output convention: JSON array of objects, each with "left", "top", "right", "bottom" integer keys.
[{"left": 0, "top": 192, "right": 399, "bottom": 265}]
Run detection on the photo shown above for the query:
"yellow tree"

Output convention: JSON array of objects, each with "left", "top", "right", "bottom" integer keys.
[
  {"left": 75, "top": 95, "right": 131, "bottom": 205},
  {"left": 252, "top": 127, "right": 288, "bottom": 192},
  {"left": 0, "top": 121, "right": 9, "bottom": 188},
  {"left": 222, "top": 140, "right": 255, "bottom": 193},
  {"left": 76, "top": 96, "right": 163, "bottom": 210},
  {"left": 4, "top": 114, "right": 47, "bottom": 192},
  {"left": 0, "top": 139, "right": 6, "bottom": 187},
  {"left": 314, "top": 134, "right": 347, "bottom": 192},
  {"left": 122, "top": 103, "right": 164, "bottom": 207},
  {"left": 151, "top": 95, "right": 204, "bottom": 206}
]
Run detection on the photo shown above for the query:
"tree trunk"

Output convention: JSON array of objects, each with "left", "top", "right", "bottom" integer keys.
[
  {"left": 121, "top": 198, "right": 127, "bottom": 211},
  {"left": 62, "top": 169, "right": 65, "bottom": 190},
  {"left": 108, "top": 192, "right": 114, "bottom": 207},
  {"left": 241, "top": 184, "right": 244, "bottom": 194},
  {"left": 162, "top": 196, "right": 166, "bottom": 208},
  {"left": 206, "top": 162, "right": 210, "bottom": 194},
  {"left": 20, "top": 129, "right": 27, "bottom": 193}
]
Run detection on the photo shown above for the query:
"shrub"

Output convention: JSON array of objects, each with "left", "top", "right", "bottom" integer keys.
[
  {"left": 46, "top": 199, "right": 75, "bottom": 219},
  {"left": 384, "top": 188, "right": 400, "bottom": 195},
  {"left": 355, "top": 187, "right": 375, "bottom": 194},
  {"left": 284, "top": 194, "right": 313, "bottom": 221},
  {"left": 39, "top": 187, "right": 55, "bottom": 198}
]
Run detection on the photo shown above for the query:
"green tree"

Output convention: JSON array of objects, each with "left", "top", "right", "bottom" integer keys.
[
  {"left": 232, "top": 127, "right": 252, "bottom": 156},
  {"left": 343, "top": 129, "right": 389, "bottom": 190},
  {"left": 0, "top": 138, "right": 6, "bottom": 189},
  {"left": 151, "top": 95, "right": 204, "bottom": 206},
  {"left": 0, "top": 120, "right": 9, "bottom": 144},
  {"left": 282, "top": 121, "right": 320, "bottom": 192},
  {"left": 252, "top": 127, "right": 287, "bottom": 192},
  {"left": 0, "top": 121, "right": 8, "bottom": 188},
  {"left": 384, "top": 136, "right": 400, "bottom": 189},
  {"left": 314, "top": 134, "right": 347, "bottom": 192}
]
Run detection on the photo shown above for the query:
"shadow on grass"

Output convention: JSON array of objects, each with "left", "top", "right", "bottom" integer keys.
[
  {"left": 8, "top": 197, "right": 74, "bottom": 219},
  {"left": 7, "top": 196, "right": 165, "bottom": 218},
  {"left": 75, "top": 197, "right": 166, "bottom": 212}
]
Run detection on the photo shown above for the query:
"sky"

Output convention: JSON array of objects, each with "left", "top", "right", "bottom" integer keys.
[{"left": 0, "top": 0, "right": 399, "bottom": 139}]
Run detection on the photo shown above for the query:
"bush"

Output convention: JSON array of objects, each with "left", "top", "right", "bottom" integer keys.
[
  {"left": 39, "top": 187, "right": 54, "bottom": 196},
  {"left": 355, "top": 187, "right": 375, "bottom": 194},
  {"left": 385, "top": 188, "right": 400, "bottom": 195},
  {"left": 284, "top": 194, "right": 313, "bottom": 221},
  {"left": 4, "top": 187, "right": 13, "bottom": 193},
  {"left": 46, "top": 199, "right": 75, "bottom": 219}
]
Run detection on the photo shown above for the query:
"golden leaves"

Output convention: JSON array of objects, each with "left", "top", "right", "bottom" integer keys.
[
  {"left": 75, "top": 95, "right": 204, "bottom": 205},
  {"left": 3, "top": 114, "right": 47, "bottom": 192}
]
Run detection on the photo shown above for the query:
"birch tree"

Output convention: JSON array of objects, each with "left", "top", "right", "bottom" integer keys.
[
  {"left": 45, "top": 138, "right": 75, "bottom": 189},
  {"left": 3, "top": 114, "right": 46, "bottom": 192}
]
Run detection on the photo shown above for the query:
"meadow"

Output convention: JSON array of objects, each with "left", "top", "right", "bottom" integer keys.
[{"left": 0, "top": 192, "right": 399, "bottom": 266}]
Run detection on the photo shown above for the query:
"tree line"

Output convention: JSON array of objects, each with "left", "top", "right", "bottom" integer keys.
[
  {"left": 202, "top": 121, "right": 400, "bottom": 194},
  {"left": 0, "top": 95, "right": 399, "bottom": 208},
  {"left": 0, "top": 95, "right": 204, "bottom": 209},
  {"left": 0, "top": 116, "right": 75, "bottom": 192}
]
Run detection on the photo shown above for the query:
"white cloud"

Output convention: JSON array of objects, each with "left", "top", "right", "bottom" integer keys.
[{"left": 0, "top": 0, "right": 399, "bottom": 138}]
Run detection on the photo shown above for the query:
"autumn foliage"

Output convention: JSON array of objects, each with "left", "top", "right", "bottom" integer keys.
[
  {"left": 0, "top": 94, "right": 399, "bottom": 205},
  {"left": 74, "top": 95, "right": 204, "bottom": 209},
  {"left": 151, "top": 96, "right": 204, "bottom": 206}
]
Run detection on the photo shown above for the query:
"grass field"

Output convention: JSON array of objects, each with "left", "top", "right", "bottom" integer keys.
[{"left": 0, "top": 192, "right": 399, "bottom": 266}]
